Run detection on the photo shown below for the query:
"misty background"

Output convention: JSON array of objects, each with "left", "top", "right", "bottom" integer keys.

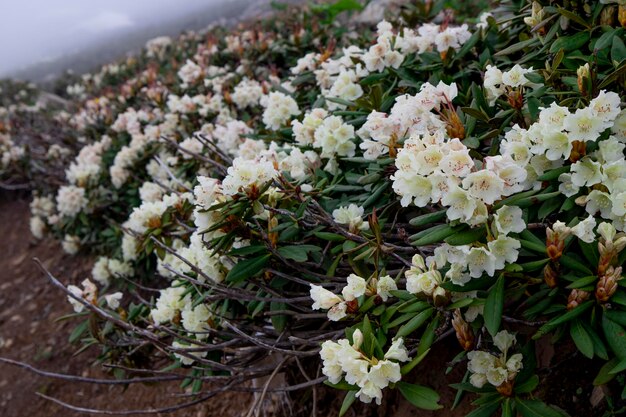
[{"left": 0, "top": 0, "right": 300, "bottom": 83}]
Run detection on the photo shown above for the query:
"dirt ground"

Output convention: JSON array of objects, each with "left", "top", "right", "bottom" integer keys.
[{"left": 0, "top": 195, "right": 252, "bottom": 417}]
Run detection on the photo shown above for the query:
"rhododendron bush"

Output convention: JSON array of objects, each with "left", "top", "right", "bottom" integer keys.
[{"left": 3, "top": 0, "right": 626, "bottom": 415}]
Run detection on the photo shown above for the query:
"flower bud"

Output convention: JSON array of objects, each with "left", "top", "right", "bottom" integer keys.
[
  {"left": 600, "top": 5, "right": 616, "bottom": 27},
  {"left": 596, "top": 266, "right": 623, "bottom": 303},
  {"left": 496, "top": 379, "right": 514, "bottom": 397},
  {"left": 452, "top": 310, "right": 474, "bottom": 351},
  {"left": 544, "top": 263, "right": 559, "bottom": 288},
  {"left": 577, "top": 63, "right": 590, "bottom": 95},
  {"left": 619, "top": 5, "right": 626, "bottom": 28},
  {"left": 567, "top": 289, "right": 590, "bottom": 310},
  {"left": 352, "top": 329, "right": 363, "bottom": 350},
  {"left": 614, "top": 236, "right": 626, "bottom": 253}
]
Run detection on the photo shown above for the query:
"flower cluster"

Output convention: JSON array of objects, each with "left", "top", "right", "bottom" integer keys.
[
  {"left": 321, "top": 333, "right": 410, "bottom": 404},
  {"left": 310, "top": 274, "right": 396, "bottom": 320},
  {"left": 467, "top": 331, "right": 523, "bottom": 390}
]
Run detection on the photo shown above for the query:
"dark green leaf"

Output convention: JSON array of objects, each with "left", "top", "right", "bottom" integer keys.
[
  {"left": 484, "top": 275, "right": 505, "bottom": 336},
  {"left": 397, "top": 382, "right": 442, "bottom": 410}
]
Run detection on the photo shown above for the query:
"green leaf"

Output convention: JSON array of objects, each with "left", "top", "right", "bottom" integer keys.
[
  {"left": 409, "top": 210, "right": 446, "bottom": 227},
  {"left": 602, "top": 314, "right": 626, "bottom": 360},
  {"left": 464, "top": 402, "right": 501, "bottom": 417},
  {"left": 566, "top": 275, "right": 597, "bottom": 290},
  {"left": 339, "top": 391, "right": 357, "bottom": 417},
  {"left": 396, "top": 308, "right": 434, "bottom": 338},
  {"left": 594, "top": 357, "right": 620, "bottom": 385},
  {"left": 397, "top": 382, "right": 442, "bottom": 410},
  {"left": 610, "top": 358, "right": 626, "bottom": 374},
  {"left": 555, "top": 7, "right": 591, "bottom": 29},
  {"left": 560, "top": 255, "right": 594, "bottom": 275},
  {"left": 533, "top": 301, "right": 593, "bottom": 339},
  {"left": 549, "top": 31, "right": 590, "bottom": 53},
  {"left": 401, "top": 348, "right": 431, "bottom": 375},
  {"left": 417, "top": 315, "right": 440, "bottom": 357},
  {"left": 411, "top": 224, "right": 460, "bottom": 246},
  {"left": 484, "top": 275, "right": 505, "bottom": 336},
  {"left": 444, "top": 227, "right": 487, "bottom": 246},
  {"left": 515, "top": 374, "right": 539, "bottom": 394},
  {"left": 270, "top": 302, "right": 287, "bottom": 332},
  {"left": 570, "top": 319, "right": 594, "bottom": 359},
  {"left": 502, "top": 398, "right": 514, "bottom": 417},
  {"left": 494, "top": 38, "right": 539, "bottom": 56},
  {"left": 225, "top": 254, "right": 271, "bottom": 284},
  {"left": 69, "top": 320, "right": 89, "bottom": 343},
  {"left": 611, "top": 36, "right": 626, "bottom": 64},
  {"left": 313, "top": 232, "right": 346, "bottom": 242},
  {"left": 516, "top": 399, "right": 568, "bottom": 417},
  {"left": 277, "top": 245, "right": 314, "bottom": 262}
]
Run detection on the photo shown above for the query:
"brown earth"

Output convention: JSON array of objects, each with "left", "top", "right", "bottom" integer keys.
[{"left": 0, "top": 195, "right": 251, "bottom": 417}]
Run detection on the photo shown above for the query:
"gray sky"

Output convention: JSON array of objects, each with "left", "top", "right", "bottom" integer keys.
[{"left": 0, "top": 0, "right": 242, "bottom": 77}]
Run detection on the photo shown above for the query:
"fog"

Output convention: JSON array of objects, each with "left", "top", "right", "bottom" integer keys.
[{"left": 0, "top": 0, "right": 268, "bottom": 80}]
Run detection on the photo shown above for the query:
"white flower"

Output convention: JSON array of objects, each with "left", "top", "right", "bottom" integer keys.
[
  {"left": 406, "top": 270, "right": 441, "bottom": 296},
  {"left": 56, "top": 185, "right": 88, "bottom": 217},
  {"left": 384, "top": 338, "right": 410, "bottom": 362},
  {"left": 589, "top": 90, "right": 621, "bottom": 123},
  {"left": 598, "top": 222, "right": 617, "bottom": 242},
  {"left": 462, "top": 170, "right": 505, "bottom": 204},
  {"left": 231, "top": 78, "right": 264, "bottom": 109},
  {"left": 543, "top": 130, "right": 572, "bottom": 161},
  {"left": 172, "top": 341, "right": 207, "bottom": 365},
  {"left": 221, "top": 157, "right": 278, "bottom": 196},
  {"left": 468, "top": 350, "right": 497, "bottom": 374},
  {"left": 470, "top": 372, "right": 488, "bottom": 388},
  {"left": 571, "top": 157, "right": 603, "bottom": 187},
  {"left": 392, "top": 171, "right": 433, "bottom": 207},
  {"left": 486, "top": 366, "right": 508, "bottom": 386},
  {"left": 104, "top": 292, "right": 123, "bottom": 309},
  {"left": 151, "top": 285, "right": 191, "bottom": 324},
  {"left": 612, "top": 191, "right": 626, "bottom": 217},
  {"left": 376, "top": 275, "right": 397, "bottom": 301},
  {"left": 177, "top": 59, "right": 202, "bottom": 85},
  {"left": 442, "top": 186, "right": 477, "bottom": 222},
  {"left": 367, "top": 359, "right": 401, "bottom": 389},
  {"left": 506, "top": 353, "right": 524, "bottom": 372},
  {"left": 261, "top": 92, "right": 300, "bottom": 130},
  {"left": 342, "top": 274, "right": 367, "bottom": 301},
  {"left": 571, "top": 215, "right": 597, "bottom": 243},
  {"left": 313, "top": 115, "right": 356, "bottom": 158},
  {"left": 29, "top": 216, "right": 46, "bottom": 239},
  {"left": 584, "top": 190, "right": 613, "bottom": 218},
  {"left": 60, "top": 234, "right": 80, "bottom": 254},
  {"left": 563, "top": 107, "right": 609, "bottom": 143},
  {"left": 446, "top": 263, "right": 471, "bottom": 286},
  {"left": 487, "top": 236, "right": 521, "bottom": 270},
  {"left": 484, "top": 65, "right": 504, "bottom": 104},
  {"left": 493, "top": 205, "right": 525, "bottom": 236},
  {"left": 333, "top": 204, "right": 369, "bottom": 232},
  {"left": 493, "top": 330, "right": 516, "bottom": 353},
  {"left": 558, "top": 173, "right": 580, "bottom": 197},
  {"left": 310, "top": 285, "right": 342, "bottom": 310},
  {"left": 466, "top": 247, "right": 497, "bottom": 278},
  {"left": 501, "top": 65, "right": 533, "bottom": 88},
  {"left": 320, "top": 341, "right": 344, "bottom": 384},
  {"left": 181, "top": 304, "right": 213, "bottom": 339}
]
